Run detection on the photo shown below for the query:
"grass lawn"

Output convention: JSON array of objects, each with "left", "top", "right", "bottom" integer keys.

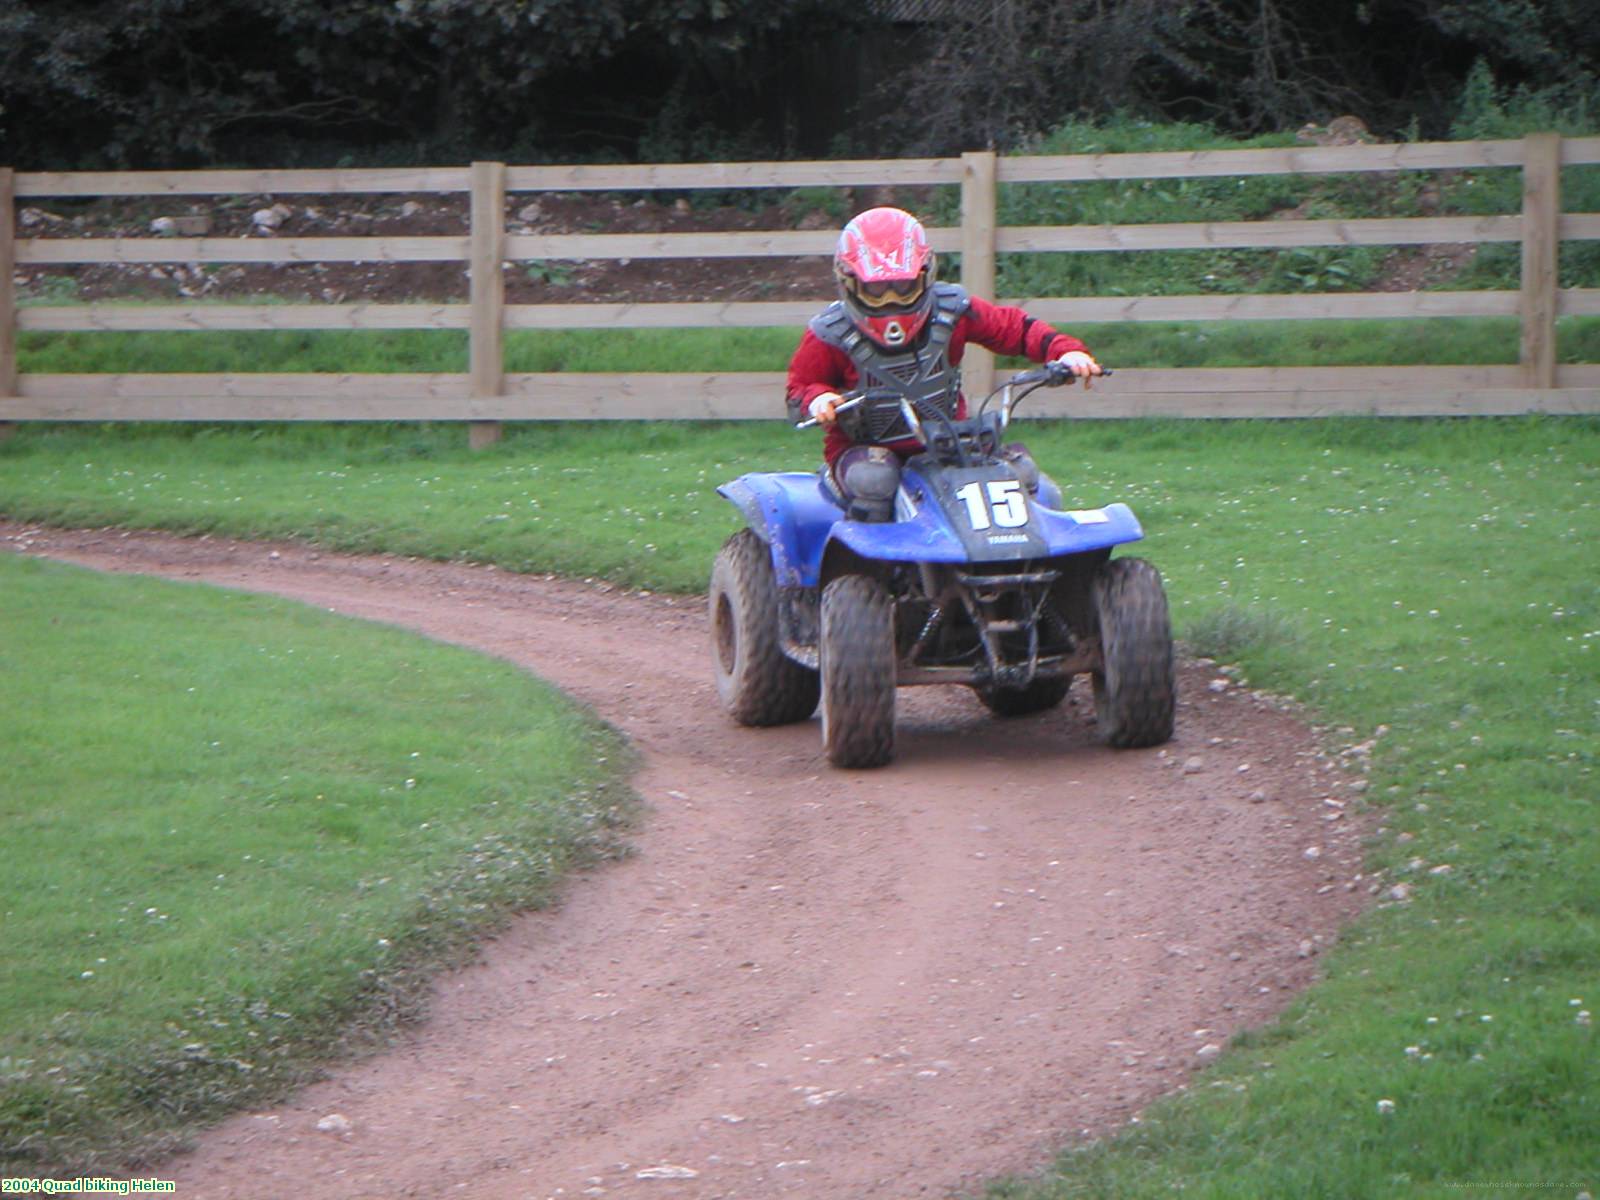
[
  {"left": 2, "top": 412, "right": 1596, "bottom": 1190},
  {"left": 13, "top": 316, "right": 1600, "bottom": 377},
  {"left": 0, "top": 552, "right": 632, "bottom": 1174}
]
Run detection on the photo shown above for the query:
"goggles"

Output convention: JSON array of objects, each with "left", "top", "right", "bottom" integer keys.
[{"left": 850, "top": 273, "right": 927, "bottom": 309}]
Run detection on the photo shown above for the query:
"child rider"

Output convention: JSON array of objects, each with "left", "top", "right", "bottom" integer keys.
[{"left": 786, "top": 206, "right": 1103, "bottom": 520}]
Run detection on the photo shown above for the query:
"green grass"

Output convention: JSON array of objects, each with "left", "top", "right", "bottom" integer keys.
[
  {"left": 975, "top": 417, "right": 1600, "bottom": 1198},
  {"left": 5, "top": 412, "right": 1595, "bottom": 1190},
  {"left": 16, "top": 315, "right": 1600, "bottom": 380},
  {"left": 0, "top": 421, "right": 787, "bottom": 591},
  {"left": 11, "top": 326, "right": 801, "bottom": 376},
  {"left": 0, "top": 553, "right": 633, "bottom": 1174}
]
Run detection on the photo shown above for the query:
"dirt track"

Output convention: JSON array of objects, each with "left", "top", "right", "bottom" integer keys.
[{"left": 6, "top": 524, "right": 1369, "bottom": 1200}]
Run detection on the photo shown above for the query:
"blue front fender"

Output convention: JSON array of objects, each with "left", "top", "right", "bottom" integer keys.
[
  {"left": 717, "top": 472, "right": 843, "bottom": 589},
  {"left": 719, "top": 469, "right": 1145, "bottom": 589},
  {"left": 829, "top": 471, "right": 1143, "bottom": 566}
]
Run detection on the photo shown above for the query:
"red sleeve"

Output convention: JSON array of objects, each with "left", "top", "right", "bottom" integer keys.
[
  {"left": 961, "top": 294, "right": 1088, "bottom": 362},
  {"left": 785, "top": 330, "right": 857, "bottom": 420}
]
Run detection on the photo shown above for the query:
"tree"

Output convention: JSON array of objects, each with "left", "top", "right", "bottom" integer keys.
[
  {"left": 0, "top": 0, "right": 857, "bottom": 168},
  {"left": 3, "top": 0, "right": 1596, "bottom": 168}
]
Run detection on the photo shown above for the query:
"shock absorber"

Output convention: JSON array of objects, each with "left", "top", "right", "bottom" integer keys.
[
  {"left": 908, "top": 604, "right": 945, "bottom": 663},
  {"left": 1042, "top": 600, "right": 1075, "bottom": 652}
]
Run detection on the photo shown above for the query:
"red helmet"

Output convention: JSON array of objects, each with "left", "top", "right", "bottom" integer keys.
[{"left": 833, "top": 207, "right": 936, "bottom": 348}]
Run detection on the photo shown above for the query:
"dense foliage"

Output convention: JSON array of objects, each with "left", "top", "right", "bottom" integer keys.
[
  {"left": 0, "top": 0, "right": 856, "bottom": 168},
  {"left": 0, "top": 0, "right": 1597, "bottom": 167},
  {"left": 890, "top": 0, "right": 1600, "bottom": 153}
]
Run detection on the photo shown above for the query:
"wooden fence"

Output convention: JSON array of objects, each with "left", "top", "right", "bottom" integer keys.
[{"left": 4, "top": 134, "right": 1600, "bottom": 441}]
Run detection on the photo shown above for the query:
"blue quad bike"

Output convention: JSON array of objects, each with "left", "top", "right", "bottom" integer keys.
[{"left": 709, "top": 363, "right": 1176, "bottom": 768}]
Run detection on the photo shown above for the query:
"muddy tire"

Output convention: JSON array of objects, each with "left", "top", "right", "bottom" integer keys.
[
  {"left": 973, "top": 676, "right": 1072, "bottom": 717},
  {"left": 1091, "top": 557, "right": 1176, "bottom": 748},
  {"left": 819, "top": 574, "right": 896, "bottom": 768},
  {"left": 709, "top": 529, "right": 819, "bottom": 726}
]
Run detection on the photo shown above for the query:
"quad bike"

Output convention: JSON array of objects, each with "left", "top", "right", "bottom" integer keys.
[{"left": 709, "top": 362, "right": 1176, "bottom": 768}]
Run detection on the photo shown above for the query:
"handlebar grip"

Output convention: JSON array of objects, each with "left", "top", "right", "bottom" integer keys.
[{"left": 1040, "top": 363, "right": 1114, "bottom": 385}]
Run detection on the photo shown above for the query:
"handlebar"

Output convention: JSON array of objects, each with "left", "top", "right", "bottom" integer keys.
[
  {"left": 977, "top": 361, "right": 1114, "bottom": 421},
  {"left": 794, "top": 394, "right": 864, "bottom": 430},
  {"left": 793, "top": 386, "right": 910, "bottom": 430},
  {"left": 1004, "top": 360, "right": 1115, "bottom": 389},
  {"left": 794, "top": 364, "right": 1113, "bottom": 431}
]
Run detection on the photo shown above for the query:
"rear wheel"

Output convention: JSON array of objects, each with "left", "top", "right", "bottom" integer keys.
[
  {"left": 1091, "top": 557, "right": 1175, "bottom": 748},
  {"left": 819, "top": 574, "right": 896, "bottom": 768},
  {"left": 709, "top": 529, "right": 819, "bottom": 725},
  {"left": 973, "top": 676, "right": 1071, "bottom": 717}
]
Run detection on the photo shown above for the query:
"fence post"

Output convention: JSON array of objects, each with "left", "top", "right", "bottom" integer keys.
[
  {"left": 960, "top": 149, "right": 998, "bottom": 401},
  {"left": 1, "top": 168, "right": 16, "bottom": 442},
  {"left": 469, "top": 160, "right": 506, "bottom": 449},
  {"left": 1518, "top": 132, "right": 1560, "bottom": 389}
]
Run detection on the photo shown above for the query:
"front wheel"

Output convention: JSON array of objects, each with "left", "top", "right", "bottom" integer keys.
[
  {"left": 819, "top": 574, "right": 896, "bottom": 768},
  {"left": 1091, "top": 557, "right": 1176, "bottom": 748},
  {"left": 709, "top": 529, "right": 819, "bottom": 726}
]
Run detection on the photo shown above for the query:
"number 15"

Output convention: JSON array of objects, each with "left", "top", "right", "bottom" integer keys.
[{"left": 954, "top": 480, "right": 1028, "bottom": 530}]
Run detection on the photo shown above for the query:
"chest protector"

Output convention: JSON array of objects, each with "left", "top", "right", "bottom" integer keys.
[{"left": 809, "top": 282, "right": 971, "bottom": 444}]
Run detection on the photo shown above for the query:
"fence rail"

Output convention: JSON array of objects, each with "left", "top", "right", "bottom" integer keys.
[{"left": 4, "top": 133, "right": 1600, "bottom": 435}]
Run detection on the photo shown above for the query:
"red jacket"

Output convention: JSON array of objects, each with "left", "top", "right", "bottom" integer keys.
[{"left": 786, "top": 294, "right": 1089, "bottom": 464}]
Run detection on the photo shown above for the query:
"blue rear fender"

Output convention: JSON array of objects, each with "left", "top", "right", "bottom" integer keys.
[{"left": 716, "top": 472, "right": 843, "bottom": 589}]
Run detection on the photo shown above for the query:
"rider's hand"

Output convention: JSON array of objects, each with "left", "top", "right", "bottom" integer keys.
[
  {"left": 808, "top": 391, "right": 844, "bottom": 425},
  {"left": 1054, "top": 350, "right": 1103, "bottom": 387}
]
